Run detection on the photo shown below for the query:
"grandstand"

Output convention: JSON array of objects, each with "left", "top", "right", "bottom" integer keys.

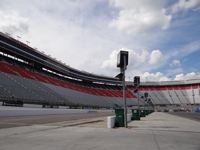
[{"left": 0, "top": 32, "right": 200, "bottom": 108}]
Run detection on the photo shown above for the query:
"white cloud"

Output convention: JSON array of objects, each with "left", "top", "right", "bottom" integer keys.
[
  {"left": 172, "top": 0, "right": 200, "bottom": 13},
  {"left": 140, "top": 72, "right": 170, "bottom": 82},
  {"left": 0, "top": 1, "right": 123, "bottom": 74},
  {"left": 134, "top": 71, "right": 200, "bottom": 82},
  {"left": 101, "top": 50, "right": 119, "bottom": 70},
  {"left": 131, "top": 71, "right": 200, "bottom": 82},
  {"left": 109, "top": 0, "right": 172, "bottom": 34},
  {"left": 101, "top": 48, "right": 165, "bottom": 75},
  {"left": 170, "top": 59, "right": 181, "bottom": 67},
  {"left": 109, "top": 0, "right": 200, "bottom": 35},
  {"left": 175, "top": 72, "right": 200, "bottom": 80},
  {"left": 167, "top": 68, "right": 183, "bottom": 77},
  {"left": 0, "top": 0, "right": 199, "bottom": 81},
  {"left": 149, "top": 50, "right": 164, "bottom": 65},
  {"left": 0, "top": 10, "right": 28, "bottom": 35}
]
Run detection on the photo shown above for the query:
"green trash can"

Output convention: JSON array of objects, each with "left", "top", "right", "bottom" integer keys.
[
  {"left": 131, "top": 109, "right": 140, "bottom": 120},
  {"left": 144, "top": 110, "right": 149, "bottom": 115},
  {"left": 149, "top": 109, "right": 153, "bottom": 114},
  {"left": 147, "top": 110, "right": 151, "bottom": 115},
  {"left": 115, "top": 109, "right": 124, "bottom": 127},
  {"left": 140, "top": 110, "right": 146, "bottom": 117}
]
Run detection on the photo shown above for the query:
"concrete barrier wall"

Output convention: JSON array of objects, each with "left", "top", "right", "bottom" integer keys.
[
  {"left": 127, "top": 114, "right": 132, "bottom": 122},
  {"left": 107, "top": 116, "right": 115, "bottom": 128}
]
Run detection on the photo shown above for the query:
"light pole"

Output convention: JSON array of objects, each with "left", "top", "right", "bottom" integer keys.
[
  {"left": 134, "top": 76, "right": 140, "bottom": 111},
  {"left": 144, "top": 92, "right": 148, "bottom": 113},
  {"left": 122, "top": 62, "right": 127, "bottom": 128},
  {"left": 117, "top": 51, "right": 129, "bottom": 128}
]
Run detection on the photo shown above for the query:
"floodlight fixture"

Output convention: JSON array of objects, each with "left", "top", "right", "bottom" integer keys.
[
  {"left": 144, "top": 92, "right": 148, "bottom": 98},
  {"left": 117, "top": 51, "right": 128, "bottom": 69},
  {"left": 134, "top": 76, "right": 140, "bottom": 87}
]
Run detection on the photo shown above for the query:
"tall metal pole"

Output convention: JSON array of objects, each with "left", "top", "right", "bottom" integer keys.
[
  {"left": 137, "top": 92, "right": 140, "bottom": 114},
  {"left": 144, "top": 97, "right": 146, "bottom": 112},
  {"left": 117, "top": 51, "right": 128, "bottom": 128},
  {"left": 122, "top": 56, "right": 127, "bottom": 128},
  {"left": 192, "top": 87, "right": 195, "bottom": 105},
  {"left": 144, "top": 93, "right": 149, "bottom": 113}
]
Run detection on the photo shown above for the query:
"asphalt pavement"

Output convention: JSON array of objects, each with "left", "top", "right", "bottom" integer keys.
[
  {"left": 168, "top": 112, "right": 200, "bottom": 122},
  {"left": 1, "top": 112, "right": 200, "bottom": 150}
]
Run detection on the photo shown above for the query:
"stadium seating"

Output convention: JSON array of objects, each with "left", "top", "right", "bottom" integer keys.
[
  {"left": 1, "top": 31, "right": 200, "bottom": 107},
  {"left": 137, "top": 85, "right": 200, "bottom": 105},
  {"left": 1, "top": 60, "right": 200, "bottom": 107},
  {"left": 0, "top": 61, "right": 135, "bottom": 98},
  {"left": 0, "top": 61, "right": 137, "bottom": 107}
]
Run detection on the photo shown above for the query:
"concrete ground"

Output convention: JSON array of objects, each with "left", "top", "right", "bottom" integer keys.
[
  {"left": 0, "top": 112, "right": 200, "bottom": 150},
  {"left": 0, "top": 113, "right": 112, "bottom": 129},
  {"left": 0, "top": 105, "right": 113, "bottom": 117},
  {"left": 0, "top": 105, "right": 113, "bottom": 129},
  {"left": 168, "top": 112, "right": 200, "bottom": 121}
]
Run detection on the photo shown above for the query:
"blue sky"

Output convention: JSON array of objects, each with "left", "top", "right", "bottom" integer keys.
[
  {"left": 152, "top": 8, "right": 200, "bottom": 75},
  {"left": 0, "top": 0, "right": 200, "bottom": 81}
]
